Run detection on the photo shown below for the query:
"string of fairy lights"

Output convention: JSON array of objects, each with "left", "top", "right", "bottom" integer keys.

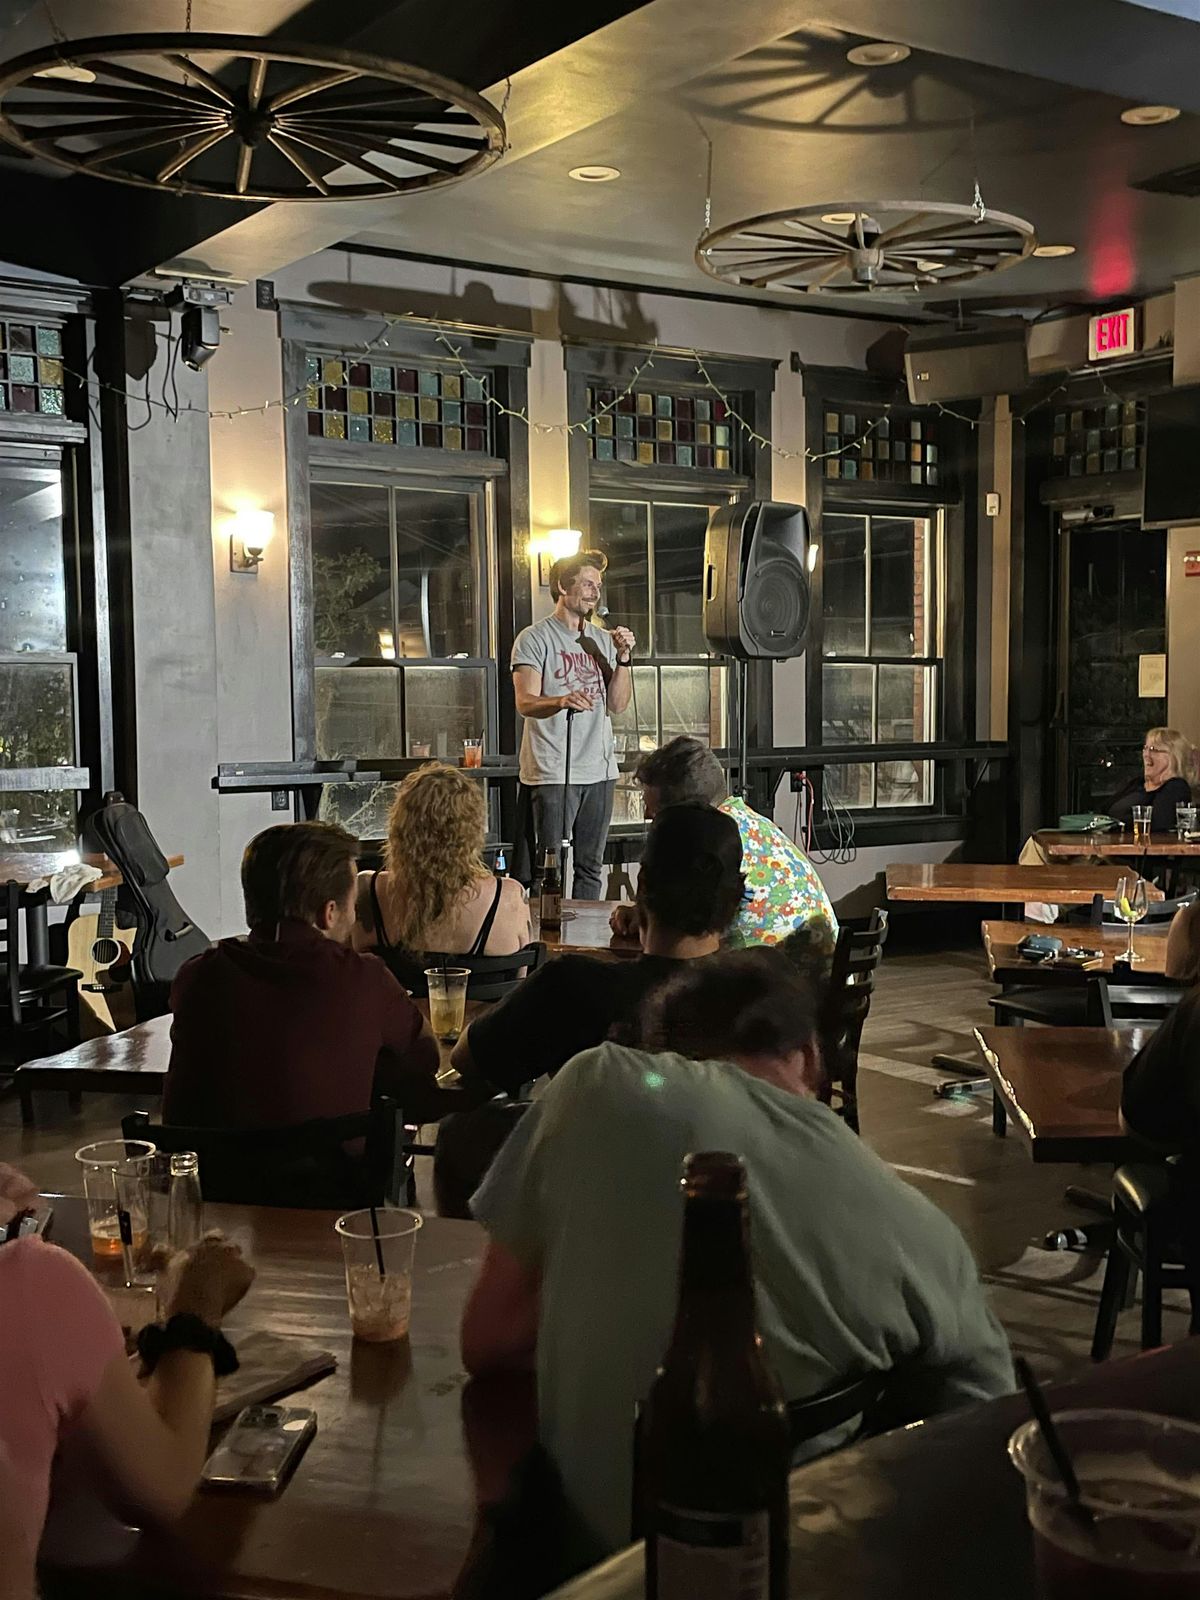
[{"left": 58, "top": 306, "right": 1089, "bottom": 458}]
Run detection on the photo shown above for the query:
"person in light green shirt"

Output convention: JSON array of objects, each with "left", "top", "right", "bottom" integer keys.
[{"left": 463, "top": 952, "right": 1013, "bottom": 1568}]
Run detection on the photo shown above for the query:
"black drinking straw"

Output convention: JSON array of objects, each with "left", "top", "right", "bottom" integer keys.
[
  {"left": 369, "top": 1203, "right": 386, "bottom": 1279},
  {"left": 1015, "top": 1357, "right": 1093, "bottom": 1527}
]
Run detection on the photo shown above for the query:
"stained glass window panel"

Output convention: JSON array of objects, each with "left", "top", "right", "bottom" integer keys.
[
  {"left": 304, "top": 349, "right": 494, "bottom": 453},
  {"left": 587, "top": 386, "right": 744, "bottom": 471}
]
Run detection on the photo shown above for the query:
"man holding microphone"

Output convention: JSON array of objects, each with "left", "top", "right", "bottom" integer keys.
[{"left": 511, "top": 549, "right": 635, "bottom": 900}]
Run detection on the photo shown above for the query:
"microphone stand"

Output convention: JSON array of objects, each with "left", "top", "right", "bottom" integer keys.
[{"left": 560, "top": 706, "right": 577, "bottom": 921}]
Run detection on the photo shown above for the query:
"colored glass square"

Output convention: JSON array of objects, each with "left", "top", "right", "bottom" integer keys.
[
  {"left": 676, "top": 397, "right": 693, "bottom": 421},
  {"left": 39, "top": 387, "right": 63, "bottom": 415},
  {"left": 598, "top": 388, "right": 615, "bottom": 407},
  {"left": 617, "top": 439, "right": 635, "bottom": 461},
  {"left": 0, "top": 356, "right": 7, "bottom": 379},
  {"left": 9, "top": 325, "right": 32, "bottom": 353},
  {"left": 1103, "top": 448, "right": 1118, "bottom": 472},
  {"left": 1121, "top": 449, "right": 1137, "bottom": 470},
  {"left": 322, "top": 358, "right": 344, "bottom": 385},
  {"left": 656, "top": 394, "right": 672, "bottom": 418},
  {"left": 715, "top": 448, "right": 730, "bottom": 470},
  {"left": 11, "top": 385, "right": 35, "bottom": 411},
  {"left": 421, "top": 423, "right": 440, "bottom": 446},
  {"left": 324, "top": 386, "right": 346, "bottom": 410},
  {"left": 465, "top": 402, "right": 487, "bottom": 427},
  {"left": 927, "top": 465, "right": 939, "bottom": 485},
  {"left": 348, "top": 389, "right": 370, "bottom": 415},
  {"left": 911, "top": 466, "right": 923, "bottom": 485},
  {"left": 395, "top": 368, "right": 418, "bottom": 392},
  {"left": 443, "top": 374, "right": 461, "bottom": 399},
  {"left": 1052, "top": 435, "right": 1066, "bottom": 456},
  {"left": 444, "top": 426, "right": 463, "bottom": 449},
  {"left": 349, "top": 362, "right": 370, "bottom": 387},
  {"left": 39, "top": 351, "right": 64, "bottom": 385},
  {"left": 307, "top": 411, "right": 322, "bottom": 435},
  {"left": 697, "top": 423, "right": 711, "bottom": 445},
  {"left": 596, "top": 437, "right": 615, "bottom": 461},
  {"left": 0, "top": 326, "right": 7, "bottom": 351},
  {"left": 677, "top": 445, "right": 693, "bottom": 467},
  {"left": 419, "top": 397, "right": 437, "bottom": 422},
  {"left": 894, "top": 442, "right": 906, "bottom": 462},
  {"left": 697, "top": 445, "right": 713, "bottom": 468},
  {"left": 636, "top": 416, "right": 653, "bottom": 439},
  {"left": 714, "top": 425, "right": 730, "bottom": 447},
  {"left": 36, "top": 326, "right": 61, "bottom": 356},
  {"left": 656, "top": 420, "right": 672, "bottom": 441},
  {"left": 842, "top": 458, "right": 858, "bottom": 480},
  {"left": 349, "top": 415, "right": 370, "bottom": 441},
  {"left": 676, "top": 420, "right": 694, "bottom": 443},
  {"left": 660, "top": 443, "right": 676, "bottom": 465},
  {"left": 826, "top": 458, "right": 841, "bottom": 479},
  {"left": 877, "top": 416, "right": 890, "bottom": 438},
  {"left": 323, "top": 412, "right": 346, "bottom": 439},
  {"left": 1086, "top": 452, "right": 1100, "bottom": 474},
  {"left": 824, "top": 412, "right": 838, "bottom": 433},
  {"left": 397, "top": 396, "right": 416, "bottom": 420},
  {"left": 370, "top": 364, "right": 392, "bottom": 391},
  {"left": 1070, "top": 411, "right": 1083, "bottom": 431},
  {"left": 466, "top": 376, "right": 485, "bottom": 400},
  {"left": 714, "top": 400, "right": 727, "bottom": 421},
  {"left": 636, "top": 392, "right": 653, "bottom": 416},
  {"left": 398, "top": 420, "right": 417, "bottom": 446},
  {"left": 373, "top": 419, "right": 394, "bottom": 443},
  {"left": 8, "top": 355, "right": 34, "bottom": 384},
  {"left": 617, "top": 393, "right": 634, "bottom": 413},
  {"left": 910, "top": 420, "right": 922, "bottom": 439},
  {"left": 861, "top": 437, "right": 873, "bottom": 458},
  {"left": 861, "top": 461, "right": 874, "bottom": 481},
  {"left": 910, "top": 444, "right": 922, "bottom": 463},
  {"left": 466, "top": 427, "right": 486, "bottom": 452},
  {"left": 595, "top": 414, "right": 613, "bottom": 436},
  {"left": 306, "top": 382, "right": 320, "bottom": 409},
  {"left": 419, "top": 370, "right": 439, "bottom": 396},
  {"left": 442, "top": 400, "right": 461, "bottom": 424},
  {"left": 616, "top": 415, "right": 633, "bottom": 437},
  {"left": 695, "top": 399, "right": 711, "bottom": 421},
  {"left": 306, "top": 355, "right": 321, "bottom": 383},
  {"left": 637, "top": 442, "right": 655, "bottom": 464},
  {"left": 375, "top": 393, "right": 394, "bottom": 418},
  {"left": 586, "top": 389, "right": 597, "bottom": 410},
  {"left": 1053, "top": 412, "right": 1066, "bottom": 433},
  {"left": 926, "top": 444, "right": 937, "bottom": 463}
]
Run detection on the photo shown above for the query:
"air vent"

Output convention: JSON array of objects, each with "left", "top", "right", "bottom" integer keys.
[{"left": 1132, "top": 162, "right": 1200, "bottom": 197}]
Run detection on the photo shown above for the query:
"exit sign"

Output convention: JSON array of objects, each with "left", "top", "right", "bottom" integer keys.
[{"left": 1088, "top": 306, "right": 1138, "bottom": 361}]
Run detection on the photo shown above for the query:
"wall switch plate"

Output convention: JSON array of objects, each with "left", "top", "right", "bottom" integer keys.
[
  {"left": 271, "top": 789, "right": 289, "bottom": 811},
  {"left": 985, "top": 491, "right": 1001, "bottom": 517}
]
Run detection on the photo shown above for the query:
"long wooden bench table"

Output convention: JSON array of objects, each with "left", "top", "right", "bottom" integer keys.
[
  {"left": 981, "top": 919, "right": 1169, "bottom": 982},
  {"left": 1037, "top": 829, "right": 1200, "bottom": 858},
  {"left": 886, "top": 862, "right": 1138, "bottom": 905}
]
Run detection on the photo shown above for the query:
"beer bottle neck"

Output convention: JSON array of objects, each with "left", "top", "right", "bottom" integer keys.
[{"left": 671, "top": 1195, "right": 757, "bottom": 1340}]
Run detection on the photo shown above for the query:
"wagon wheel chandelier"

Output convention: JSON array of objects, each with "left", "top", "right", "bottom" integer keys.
[
  {"left": 0, "top": 33, "right": 506, "bottom": 201},
  {"left": 697, "top": 201, "right": 1036, "bottom": 296}
]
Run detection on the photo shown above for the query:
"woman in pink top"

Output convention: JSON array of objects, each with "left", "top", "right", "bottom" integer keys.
[{"left": 0, "top": 1164, "right": 253, "bottom": 1573}]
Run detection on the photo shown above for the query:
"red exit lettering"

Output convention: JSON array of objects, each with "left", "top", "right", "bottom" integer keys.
[{"left": 1089, "top": 306, "right": 1138, "bottom": 361}]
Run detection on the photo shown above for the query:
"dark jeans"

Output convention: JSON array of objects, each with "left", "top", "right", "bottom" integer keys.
[{"left": 530, "top": 781, "right": 615, "bottom": 900}]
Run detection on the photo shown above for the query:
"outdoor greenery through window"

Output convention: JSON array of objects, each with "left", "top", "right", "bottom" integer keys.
[
  {"left": 589, "top": 496, "right": 729, "bottom": 825},
  {"left": 820, "top": 509, "right": 941, "bottom": 811}
]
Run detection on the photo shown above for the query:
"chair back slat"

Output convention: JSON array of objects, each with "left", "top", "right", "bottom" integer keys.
[
  {"left": 821, "top": 909, "right": 889, "bottom": 1134},
  {"left": 395, "top": 942, "right": 544, "bottom": 1002},
  {"left": 1085, "top": 975, "right": 1185, "bottom": 1028}
]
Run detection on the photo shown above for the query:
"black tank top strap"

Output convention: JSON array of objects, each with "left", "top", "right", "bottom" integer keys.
[
  {"left": 469, "top": 877, "right": 505, "bottom": 956},
  {"left": 367, "top": 871, "right": 392, "bottom": 949}
]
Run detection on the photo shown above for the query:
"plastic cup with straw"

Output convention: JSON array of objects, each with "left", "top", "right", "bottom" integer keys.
[{"left": 334, "top": 1207, "right": 422, "bottom": 1343}]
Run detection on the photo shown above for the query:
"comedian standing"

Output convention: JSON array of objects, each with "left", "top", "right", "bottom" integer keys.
[{"left": 511, "top": 549, "right": 635, "bottom": 899}]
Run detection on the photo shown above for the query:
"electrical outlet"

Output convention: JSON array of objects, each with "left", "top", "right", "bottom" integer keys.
[
  {"left": 271, "top": 789, "right": 290, "bottom": 812},
  {"left": 789, "top": 769, "right": 807, "bottom": 792}
]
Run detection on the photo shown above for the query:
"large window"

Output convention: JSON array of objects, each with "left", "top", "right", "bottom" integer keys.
[
  {"left": 588, "top": 495, "right": 730, "bottom": 825},
  {"left": 820, "top": 510, "right": 941, "bottom": 810}
]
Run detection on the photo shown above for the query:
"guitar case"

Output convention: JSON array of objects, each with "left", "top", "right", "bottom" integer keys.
[{"left": 83, "top": 792, "right": 210, "bottom": 1019}]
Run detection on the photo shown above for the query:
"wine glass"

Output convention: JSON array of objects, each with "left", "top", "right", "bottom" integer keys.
[{"left": 1114, "top": 874, "right": 1148, "bottom": 964}]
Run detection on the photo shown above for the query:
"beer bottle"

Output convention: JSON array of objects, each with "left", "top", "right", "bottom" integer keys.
[
  {"left": 641, "top": 1152, "right": 789, "bottom": 1600},
  {"left": 539, "top": 846, "right": 562, "bottom": 931}
]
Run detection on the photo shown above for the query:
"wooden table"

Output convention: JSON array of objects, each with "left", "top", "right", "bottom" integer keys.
[
  {"left": 539, "top": 899, "right": 641, "bottom": 959},
  {"left": 0, "top": 849, "right": 184, "bottom": 967},
  {"left": 972, "top": 1023, "right": 1150, "bottom": 1163},
  {"left": 38, "top": 1197, "right": 522, "bottom": 1600},
  {"left": 545, "top": 1339, "right": 1200, "bottom": 1600},
  {"left": 1038, "top": 829, "right": 1200, "bottom": 858},
  {"left": 14, "top": 1001, "right": 486, "bottom": 1124},
  {"left": 886, "top": 862, "right": 1136, "bottom": 906},
  {"left": 981, "top": 919, "right": 1169, "bottom": 982}
]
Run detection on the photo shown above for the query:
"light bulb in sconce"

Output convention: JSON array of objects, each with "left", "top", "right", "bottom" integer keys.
[
  {"left": 229, "top": 508, "right": 275, "bottom": 574},
  {"left": 537, "top": 527, "right": 583, "bottom": 587},
  {"left": 807, "top": 543, "right": 819, "bottom": 573},
  {"left": 377, "top": 628, "right": 397, "bottom": 660}
]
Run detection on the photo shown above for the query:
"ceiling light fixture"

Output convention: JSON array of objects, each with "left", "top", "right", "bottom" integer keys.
[
  {"left": 1033, "top": 243, "right": 1076, "bottom": 258},
  {"left": 1120, "top": 104, "right": 1180, "bottom": 126},
  {"left": 820, "top": 211, "right": 858, "bottom": 225},
  {"left": 568, "top": 164, "right": 620, "bottom": 182},
  {"left": 846, "top": 42, "right": 911, "bottom": 67}
]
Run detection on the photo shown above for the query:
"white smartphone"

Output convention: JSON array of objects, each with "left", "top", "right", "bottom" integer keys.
[{"left": 202, "top": 1404, "right": 316, "bottom": 1494}]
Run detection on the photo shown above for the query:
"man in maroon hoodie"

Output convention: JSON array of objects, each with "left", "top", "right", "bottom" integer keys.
[{"left": 164, "top": 822, "right": 440, "bottom": 1128}]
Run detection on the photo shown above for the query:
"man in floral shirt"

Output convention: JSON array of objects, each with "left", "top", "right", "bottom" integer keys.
[{"left": 609, "top": 736, "right": 837, "bottom": 958}]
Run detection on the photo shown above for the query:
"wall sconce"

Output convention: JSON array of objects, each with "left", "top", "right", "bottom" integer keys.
[
  {"left": 807, "top": 542, "right": 819, "bottom": 573},
  {"left": 536, "top": 527, "right": 583, "bottom": 587},
  {"left": 229, "top": 508, "right": 275, "bottom": 574}
]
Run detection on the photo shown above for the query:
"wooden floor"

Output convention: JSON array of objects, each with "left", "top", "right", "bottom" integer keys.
[{"left": 1, "top": 932, "right": 1182, "bottom": 1379}]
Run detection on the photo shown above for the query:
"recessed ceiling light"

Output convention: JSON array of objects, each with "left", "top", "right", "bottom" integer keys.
[
  {"left": 820, "top": 211, "right": 858, "bottom": 225},
  {"left": 1120, "top": 104, "right": 1180, "bottom": 126},
  {"left": 34, "top": 62, "right": 96, "bottom": 82},
  {"left": 568, "top": 164, "right": 621, "bottom": 183},
  {"left": 846, "top": 41, "right": 911, "bottom": 67},
  {"left": 1033, "top": 243, "right": 1076, "bottom": 258}
]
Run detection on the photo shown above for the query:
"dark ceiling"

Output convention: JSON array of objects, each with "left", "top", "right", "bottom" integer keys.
[{"left": 2, "top": 0, "right": 1200, "bottom": 316}]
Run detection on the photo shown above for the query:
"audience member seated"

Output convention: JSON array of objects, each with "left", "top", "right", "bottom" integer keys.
[
  {"left": 609, "top": 736, "right": 837, "bottom": 965},
  {"left": 450, "top": 802, "right": 743, "bottom": 1099},
  {"left": 0, "top": 1162, "right": 252, "bottom": 1575},
  {"left": 165, "top": 822, "right": 438, "bottom": 1128},
  {"left": 353, "top": 763, "right": 529, "bottom": 987},
  {"left": 461, "top": 951, "right": 1013, "bottom": 1568},
  {"left": 1167, "top": 898, "right": 1200, "bottom": 984}
]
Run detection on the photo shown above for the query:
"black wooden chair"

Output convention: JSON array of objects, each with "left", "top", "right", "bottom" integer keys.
[
  {"left": 123, "top": 1096, "right": 401, "bottom": 1210},
  {"left": 820, "top": 909, "right": 889, "bottom": 1134},
  {"left": 0, "top": 880, "right": 81, "bottom": 1071},
  {"left": 433, "top": 1096, "right": 532, "bottom": 1219},
  {"left": 1092, "top": 1161, "right": 1200, "bottom": 1360},
  {"left": 400, "top": 942, "right": 545, "bottom": 1002},
  {"left": 989, "top": 970, "right": 1185, "bottom": 1031},
  {"left": 1087, "top": 975, "right": 1185, "bottom": 1028}
]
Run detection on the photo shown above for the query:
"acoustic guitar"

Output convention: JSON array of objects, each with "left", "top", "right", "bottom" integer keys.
[{"left": 66, "top": 886, "right": 136, "bottom": 1036}]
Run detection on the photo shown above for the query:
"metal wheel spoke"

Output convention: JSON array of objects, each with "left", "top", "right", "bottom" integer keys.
[
  {"left": 262, "top": 68, "right": 359, "bottom": 113},
  {"left": 808, "top": 261, "right": 851, "bottom": 290},
  {"left": 163, "top": 55, "right": 238, "bottom": 107},
  {"left": 853, "top": 212, "right": 866, "bottom": 249},
  {"left": 750, "top": 257, "right": 843, "bottom": 286},
  {"left": 4, "top": 97, "right": 223, "bottom": 122},
  {"left": 874, "top": 212, "right": 932, "bottom": 246},
  {"left": 278, "top": 117, "right": 485, "bottom": 152},
  {"left": 293, "top": 122, "right": 464, "bottom": 175},
  {"left": 281, "top": 91, "right": 450, "bottom": 118},
  {"left": 279, "top": 105, "right": 477, "bottom": 125},
  {"left": 78, "top": 120, "right": 207, "bottom": 167},
  {"left": 788, "top": 219, "right": 858, "bottom": 247},
  {"left": 266, "top": 129, "right": 331, "bottom": 195},
  {"left": 246, "top": 58, "right": 268, "bottom": 111},
  {"left": 281, "top": 126, "right": 409, "bottom": 187},
  {"left": 235, "top": 140, "right": 253, "bottom": 193},
  {"left": 4, "top": 75, "right": 214, "bottom": 109},
  {"left": 80, "top": 56, "right": 229, "bottom": 112},
  {"left": 26, "top": 112, "right": 219, "bottom": 141},
  {"left": 156, "top": 124, "right": 230, "bottom": 182}
]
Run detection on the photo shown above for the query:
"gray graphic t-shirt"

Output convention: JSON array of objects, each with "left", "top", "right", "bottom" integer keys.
[{"left": 512, "top": 614, "right": 618, "bottom": 786}]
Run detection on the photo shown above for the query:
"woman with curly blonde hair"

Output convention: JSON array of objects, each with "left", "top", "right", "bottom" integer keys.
[{"left": 354, "top": 763, "right": 528, "bottom": 976}]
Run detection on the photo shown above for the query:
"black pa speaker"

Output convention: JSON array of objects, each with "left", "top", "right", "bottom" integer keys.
[
  {"left": 703, "top": 501, "right": 811, "bottom": 660},
  {"left": 903, "top": 323, "right": 1028, "bottom": 405}
]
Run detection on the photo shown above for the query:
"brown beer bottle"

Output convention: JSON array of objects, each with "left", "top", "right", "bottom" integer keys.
[
  {"left": 641, "top": 1152, "right": 789, "bottom": 1600},
  {"left": 539, "top": 846, "right": 562, "bottom": 931}
]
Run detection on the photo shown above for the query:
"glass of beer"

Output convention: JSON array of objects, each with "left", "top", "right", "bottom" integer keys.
[
  {"left": 462, "top": 737, "right": 483, "bottom": 769},
  {"left": 1132, "top": 805, "right": 1153, "bottom": 845},
  {"left": 335, "top": 1208, "right": 423, "bottom": 1342},
  {"left": 425, "top": 967, "right": 469, "bottom": 1041},
  {"left": 75, "top": 1139, "right": 156, "bottom": 1267},
  {"left": 1010, "top": 1409, "right": 1200, "bottom": 1599}
]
